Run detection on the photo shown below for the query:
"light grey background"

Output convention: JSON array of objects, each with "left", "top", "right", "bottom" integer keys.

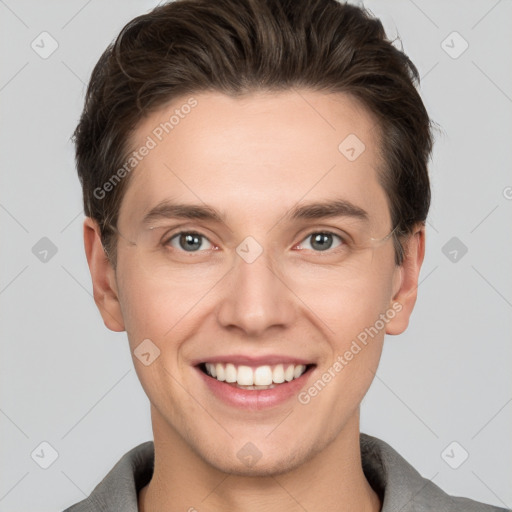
[{"left": 1, "top": 1, "right": 511, "bottom": 511}]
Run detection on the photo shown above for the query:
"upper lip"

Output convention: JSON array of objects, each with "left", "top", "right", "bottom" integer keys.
[{"left": 191, "top": 355, "right": 315, "bottom": 367}]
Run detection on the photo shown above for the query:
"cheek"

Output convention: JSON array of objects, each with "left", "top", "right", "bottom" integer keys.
[
  {"left": 116, "top": 254, "right": 219, "bottom": 342},
  {"left": 311, "top": 264, "right": 396, "bottom": 405},
  {"left": 298, "top": 278, "right": 389, "bottom": 432},
  {"left": 297, "top": 263, "right": 394, "bottom": 399},
  {"left": 293, "top": 261, "right": 395, "bottom": 339}
]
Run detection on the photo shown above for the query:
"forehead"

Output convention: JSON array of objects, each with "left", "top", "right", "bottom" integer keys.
[{"left": 118, "top": 90, "right": 389, "bottom": 230}]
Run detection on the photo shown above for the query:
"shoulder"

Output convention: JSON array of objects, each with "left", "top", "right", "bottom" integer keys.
[
  {"left": 360, "top": 433, "right": 509, "bottom": 512},
  {"left": 62, "top": 441, "right": 154, "bottom": 512}
]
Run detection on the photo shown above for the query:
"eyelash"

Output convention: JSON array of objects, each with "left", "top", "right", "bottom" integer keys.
[{"left": 163, "top": 230, "right": 347, "bottom": 254}]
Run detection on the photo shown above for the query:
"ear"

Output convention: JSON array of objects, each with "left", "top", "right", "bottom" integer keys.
[
  {"left": 385, "top": 223, "right": 426, "bottom": 335},
  {"left": 83, "top": 217, "right": 125, "bottom": 332}
]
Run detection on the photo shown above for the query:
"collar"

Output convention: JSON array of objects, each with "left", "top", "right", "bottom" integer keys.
[{"left": 64, "top": 433, "right": 506, "bottom": 511}]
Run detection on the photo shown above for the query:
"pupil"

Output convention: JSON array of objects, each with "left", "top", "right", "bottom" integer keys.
[
  {"left": 181, "top": 233, "right": 201, "bottom": 251},
  {"left": 312, "top": 233, "right": 332, "bottom": 251}
]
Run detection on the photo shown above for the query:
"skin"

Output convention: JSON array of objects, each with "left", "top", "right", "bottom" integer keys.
[{"left": 84, "top": 90, "right": 425, "bottom": 512}]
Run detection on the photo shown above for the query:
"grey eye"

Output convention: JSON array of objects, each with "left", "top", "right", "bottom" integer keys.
[
  {"left": 168, "top": 232, "right": 213, "bottom": 252},
  {"left": 299, "top": 232, "right": 343, "bottom": 252}
]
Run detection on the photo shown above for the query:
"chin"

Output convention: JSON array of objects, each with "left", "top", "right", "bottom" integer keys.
[{"left": 196, "top": 437, "right": 323, "bottom": 478}]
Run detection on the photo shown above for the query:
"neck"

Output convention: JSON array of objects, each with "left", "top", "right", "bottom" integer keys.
[{"left": 139, "top": 407, "right": 381, "bottom": 512}]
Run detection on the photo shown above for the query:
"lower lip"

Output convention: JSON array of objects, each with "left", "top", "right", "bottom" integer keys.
[{"left": 196, "top": 366, "right": 314, "bottom": 410}]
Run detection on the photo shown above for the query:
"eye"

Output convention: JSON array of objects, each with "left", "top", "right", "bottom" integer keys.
[
  {"left": 296, "top": 231, "right": 344, "bottom": 252},
  {"left": 162, "top": 230, "right": 345, "bottom": 254},
  {"left": 165, "top": 231, "right": 213, "bottom": 252}
]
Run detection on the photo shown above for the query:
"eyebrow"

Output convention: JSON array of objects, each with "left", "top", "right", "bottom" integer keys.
[
  {"left": 286, "top": 199, "right": 368, "bottom": 223},
  {"left": 141, "top": 198, "right": 369, "bottom": 226}
]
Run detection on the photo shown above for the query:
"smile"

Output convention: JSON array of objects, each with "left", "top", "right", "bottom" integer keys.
[
  {"left": 200, "top": 362, "right": 311, "bottom": 389},
  {"left": 195, "top": 358, "right": 316, "bottom": 409}
]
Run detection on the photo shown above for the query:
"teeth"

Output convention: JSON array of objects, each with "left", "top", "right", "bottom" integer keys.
[
  {"left": 215, "top": 363, "right": 225, "bottom": 381},
  {"left": 293, "top": 365, "right": 304, "bottom": 379},
  {"left": 238, "top": 384, "right": 277, "bottom": 390},
  {"left": 284, "top": 364, "right": 295, "bottom": 382},
  {"left": 237, "top": 365, "right": 254, "bottom": 385},
  {"left": 254, "top": 365, "right": 273, "bottom": 386},
  {"left": 272, "top": 364, "right": 285, "bottom": 383},
  {"left": 225, "top": 363, "right": 237, "bottom": 383},
  {"left": 204, "top": 362, "right": 308, "bottom": 386}
]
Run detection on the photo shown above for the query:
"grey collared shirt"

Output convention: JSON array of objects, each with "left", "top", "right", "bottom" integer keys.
[{"left": 63, "top": 433, "right": 509, "bottom": 511}]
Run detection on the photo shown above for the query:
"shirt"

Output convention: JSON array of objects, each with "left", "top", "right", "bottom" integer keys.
[{"left": 63, "top": 433, "right": 509, "bottom": 511}]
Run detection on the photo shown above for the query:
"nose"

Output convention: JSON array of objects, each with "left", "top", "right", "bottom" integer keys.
[{"left": 216, "top": 242, "right": 296, "bottom": 337}]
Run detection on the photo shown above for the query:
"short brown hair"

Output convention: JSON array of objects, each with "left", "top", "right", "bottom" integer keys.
[{"left": 73, "top": 0, "right": 434, "bottom": 266}]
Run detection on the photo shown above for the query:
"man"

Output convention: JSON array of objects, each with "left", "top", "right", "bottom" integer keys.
[{"left": 64, "top": 0, "right": 507, "bottom": 510}]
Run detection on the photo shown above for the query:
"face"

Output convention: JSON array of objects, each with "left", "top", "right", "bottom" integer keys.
[{"left": 85, "top": 90, "right": 424, "bottom": 476}]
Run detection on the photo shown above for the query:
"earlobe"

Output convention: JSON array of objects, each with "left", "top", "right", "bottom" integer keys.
[
  {"left": 83, "top": 218, "right": 125, "bottom": 332},
  {"left": 385, "top": 225, "right": 426, "bottom": 336}
]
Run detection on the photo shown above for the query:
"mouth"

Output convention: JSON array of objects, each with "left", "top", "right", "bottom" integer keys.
[
  {"left": 194, "top": 359, "right": 316, "bottom": 409},
  {"left": 198, "top": 362, "right": 314, "bottom": 390}
]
